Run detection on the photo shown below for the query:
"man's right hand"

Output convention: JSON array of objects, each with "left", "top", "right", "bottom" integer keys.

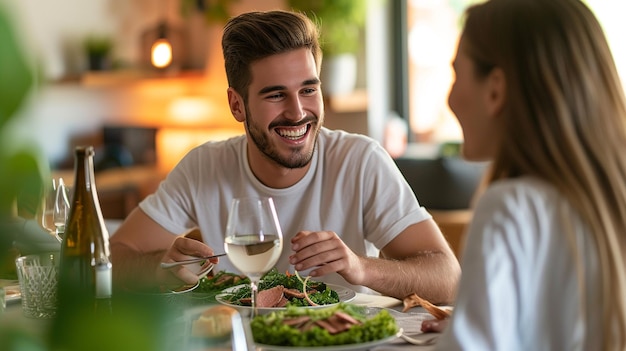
[{"left": 157, "top": 235, "right": 220, "bottom": 286}]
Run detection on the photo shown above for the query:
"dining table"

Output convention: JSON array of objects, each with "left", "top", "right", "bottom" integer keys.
[{"left": 1, "top": 278, "right": 443, "bottom": 351}]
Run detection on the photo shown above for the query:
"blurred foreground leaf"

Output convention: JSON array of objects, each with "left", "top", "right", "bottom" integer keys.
[
  {"left": 0, "top": 6, "right": 33, "bottom": 129},
  {"left": 0, "top": 4, "right": 47, "bottom": 262},
  {"left": 0, "top": 3, "right": 49, "bottom": 273}
]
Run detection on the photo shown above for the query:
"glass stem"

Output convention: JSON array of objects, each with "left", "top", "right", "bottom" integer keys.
[
  {"left": 55, "top": 227, "right": 64, "bottom": 242},
  {"left": 251, "top": 280, "right": 259, "bottom": 317}
]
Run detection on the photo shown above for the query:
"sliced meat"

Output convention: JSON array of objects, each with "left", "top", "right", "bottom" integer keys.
[
  {"left": 325, "top": 315, "right": 353, "bottom": 334},
  {"left": 315, "top": 319, "right": 340, "bottom": 334},
  {"left": 283, "top": 288, "right": 306, "bottom": 299},
  {"left": 283, "top": 316, "right": 311, "bottom": 327},
  {"left": 275, "top": 296, "right": 289, "bottom": 307},
  {"left": 334, "top": 311, "right": 361, "bottom": 325},
  {"left": 215, "top": 275, "right": 233, "bottom": 285},
  {"left": 256, "top": 285, "right": 285, "bottom": 307},
  {"left": 310, "top": 312, "right": 361, "bottom": 335},
  {"left": 301, "top": 320, "right": 316, "bottom": 332}
]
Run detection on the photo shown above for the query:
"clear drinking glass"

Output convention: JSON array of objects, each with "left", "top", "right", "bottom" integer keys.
[
  {"left": 15, "top": 252, "right": 60, "bottom": 319},
  {"left": 224, "top": 197, "right": 283, "bottom": 316}
]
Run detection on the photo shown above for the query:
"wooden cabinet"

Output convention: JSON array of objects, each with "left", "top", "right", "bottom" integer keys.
[{"left": 431, "top": 210, "right": 472, "bottom": 260}]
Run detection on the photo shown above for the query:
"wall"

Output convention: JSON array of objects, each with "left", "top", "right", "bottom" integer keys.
[{"left": 2, "top": 0, "right": 287, "bottom": 167}]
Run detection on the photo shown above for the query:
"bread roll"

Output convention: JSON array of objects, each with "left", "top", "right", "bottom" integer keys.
[{"left": 191, "top": 305, "right": 238, "bottom": 338}]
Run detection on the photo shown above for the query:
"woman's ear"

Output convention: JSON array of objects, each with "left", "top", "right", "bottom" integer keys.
[
  {"left": 485, "top": 67, "right": 506, "bottom": 118},
  {"left": 227, "top": 87, "right": 246, "bottom": 122}
]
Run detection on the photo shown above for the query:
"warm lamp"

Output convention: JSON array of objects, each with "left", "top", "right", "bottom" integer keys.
[
  {"left": 151, "top": 38, "right": 173, "bottom": 68},
  {"left": 141, "top": 21, "right": 184, "bottom": 72}
]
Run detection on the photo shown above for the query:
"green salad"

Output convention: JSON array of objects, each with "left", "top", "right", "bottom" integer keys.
[
  {"left": 195, "top": 271, "right": 250, "bottom": 293},
  {"left": 185, "top": 271, "right": 250, "bottom": 306},
  {"left": 221, "top": 268, "right": 340, "bottom": 307},
  {"left": 251, "top": 303, "right": 399, "bottom": 347}
]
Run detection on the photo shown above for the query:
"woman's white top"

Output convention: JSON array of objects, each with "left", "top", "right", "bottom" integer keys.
[{"left": 437, "top": 177, "right": 602, "bottom": 351}]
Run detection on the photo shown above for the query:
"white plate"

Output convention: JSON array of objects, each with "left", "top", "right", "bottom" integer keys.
[
  {"left": 158, "top": 263, "right": 214, "bottom": 294},
  {"left": 168, "top": 280, "right": 201, "bottom": 294},
  {"left": 215, "top": 283, "right": 356, "bottom": 313},
  {"left": 256, "top": 328, "right": 402, "bottom": 351},
  {"left": 185, "top": 261, "right": 215, "bottom": 280}
]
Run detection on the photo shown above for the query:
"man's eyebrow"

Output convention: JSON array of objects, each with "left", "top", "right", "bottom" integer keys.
[
  {"left": 304, "top": 78, "right": 320, "bottom": 86},
  {"left": 257, "top": 78, "right": 321, "bottom": 95},
  {"left": 258, "top": 85, "right": 286, "bottom": 95}
]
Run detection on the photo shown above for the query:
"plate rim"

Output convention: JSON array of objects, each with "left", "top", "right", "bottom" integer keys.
[
  {"left": 254, "top": 327, "right": 402, "bottom": 350},
  {"left": 146, "top": 262, "right": 213, "bottom": 295},
  {"left": 2, "top": 284, "right": 21, "bottom": 304},
  {"left": 215, "top": 282, "right": 357, "bottom": 310},
  {"left": 192, "top": 262, "right": 215, "bottom": 280},
  {"left": 167, "top": 263, "right": 214, "bottom": 294},
  {"left": 169, "top": 280, "right": 200, "bottom": 294}
]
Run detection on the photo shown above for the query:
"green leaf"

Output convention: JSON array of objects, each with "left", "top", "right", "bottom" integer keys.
[
  {"left": 0, "top": 6, "right": 47, "bottom": 275},
  {"left": 0, "top": 7, "right": 34, "bottom": 130},
  {"left": 287, "top": 0, "right": 366, "bottom": 56},
  {"left": 0, "top": 148, "right": 47, "bottom": 218}
]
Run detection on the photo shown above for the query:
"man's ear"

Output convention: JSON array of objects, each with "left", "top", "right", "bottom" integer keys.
[
  {"left": 485, "top": 67, "right": 506, "bottom": 118},
  {"left": 227, "top": 87, "right": 246, "bottom": 122}
]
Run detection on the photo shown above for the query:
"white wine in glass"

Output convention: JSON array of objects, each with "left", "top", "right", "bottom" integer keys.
[{"left": 224, "top": 197, "right": 283, "bottom": 316}]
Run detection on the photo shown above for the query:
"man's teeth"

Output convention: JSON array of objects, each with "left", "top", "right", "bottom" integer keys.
[{"left": 277, "top": 126, "right": 307, "bottom": 139}]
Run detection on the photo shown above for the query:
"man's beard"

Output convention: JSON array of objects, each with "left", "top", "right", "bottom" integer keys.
[{"left": 245, "top": 106, "right": 321, "bottom": 169}]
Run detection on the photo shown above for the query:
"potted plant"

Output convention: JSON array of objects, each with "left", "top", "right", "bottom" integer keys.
[
  {"left": 287, "top": 0, "right": 367, "bottom": 95},
  {"left": 84, "top": 34, "right": 113, "bottom": 71}
]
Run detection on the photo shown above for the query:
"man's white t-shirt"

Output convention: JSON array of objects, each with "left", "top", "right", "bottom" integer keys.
[
  {"left": 436, "top": 177, "right": 602, "bottom": 351},
  {"left": 140, "top": 127, "right": 431, "bottom": 292}
]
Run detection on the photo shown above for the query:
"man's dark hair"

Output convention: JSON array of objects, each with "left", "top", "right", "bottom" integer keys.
[{"left": 222, "top": 10, "right": 322, "bottom": 102}]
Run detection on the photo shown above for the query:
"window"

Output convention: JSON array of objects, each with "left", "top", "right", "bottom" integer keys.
[{"left": 395, "top": 0, "right": 626, "bottom": 145}]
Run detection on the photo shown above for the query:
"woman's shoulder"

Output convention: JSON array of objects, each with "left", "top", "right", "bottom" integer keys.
[
  {"left": 482, "top": 177, "right": 559, "bottom": 204},
  {"left": 474, "top": 177, "right": 563, "bottom": 223},
  {"left": 468, "top": 177, "right": 572, "bottom": 257}
]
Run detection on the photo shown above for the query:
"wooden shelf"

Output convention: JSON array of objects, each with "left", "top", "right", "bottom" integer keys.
[{"left": 79, "top": 69, "right": 208, "bottom": 87}]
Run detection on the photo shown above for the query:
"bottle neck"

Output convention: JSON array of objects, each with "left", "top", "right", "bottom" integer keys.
[{"left": 74, "top": 150, "right": 98, "bottom": 200}]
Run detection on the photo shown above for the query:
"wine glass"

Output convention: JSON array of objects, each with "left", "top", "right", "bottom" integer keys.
[
  {"left": 53, "top": 178, "right": 70, "bottom": 238},
  {"left": 224, "top": 197, "right": 283, "bottom": 316},
  {"left": 39, "top": 178, "right": 70, "bottom": 242},
  {"left": 40, "top": 179, "right": 58, "bottom": 234}
]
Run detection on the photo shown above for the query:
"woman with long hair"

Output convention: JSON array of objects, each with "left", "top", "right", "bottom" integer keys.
[{"left": 430, "top": 0, "right": 626, "bottom": 349}]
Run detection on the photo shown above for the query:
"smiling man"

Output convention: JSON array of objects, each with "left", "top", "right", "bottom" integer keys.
[{"left": 110, "top": 10, "right": 460, "bottom": 303}]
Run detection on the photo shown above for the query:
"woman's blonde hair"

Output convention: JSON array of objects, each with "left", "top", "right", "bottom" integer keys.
[{"left": 463, "top": 0, "right": 626, "bottom": 348}]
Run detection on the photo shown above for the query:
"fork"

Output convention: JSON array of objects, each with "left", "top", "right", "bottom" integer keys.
[
  {"left": 159, "top": 253, "right": 226, "bottom": 269},
  {"left": 400, "top": 333, "right": 439, "bottom": 346}
]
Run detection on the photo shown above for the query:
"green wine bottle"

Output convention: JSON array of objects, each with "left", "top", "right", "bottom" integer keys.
[{"left": 56, "top": 145, "right": 112, "bottom": 316}]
